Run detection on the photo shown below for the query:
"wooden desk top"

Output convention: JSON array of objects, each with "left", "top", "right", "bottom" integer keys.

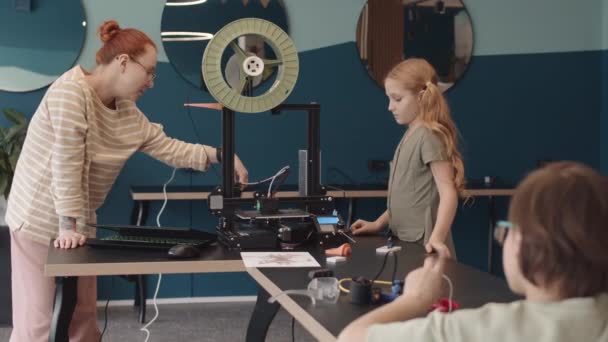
[
  {"left": 130, "top": 184, "right": 515, "bottom": 201},
  {"left": 44, "top": 242, "right": 244, "bottom": 277},
  {"left": 247, "top": 236, "right": 518, "bottom": 341}
]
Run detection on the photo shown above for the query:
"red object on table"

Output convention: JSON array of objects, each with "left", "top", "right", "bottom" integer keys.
[{"left": 431, "top": 298, "right": 459, "bottom": 312}]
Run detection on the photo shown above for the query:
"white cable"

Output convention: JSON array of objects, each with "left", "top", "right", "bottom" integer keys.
[
  {"left": 244, "top": 165, "right": 289, "bottom": 186},
  {"left": 442, "top": 274, "right": 454, "bottom": 313},
  {"left": 243, "top": 174, "right": 277, "bottom": 185},
  {"left": 139, "top": 274, "right": 162, "bottom": 342},
  {"left": 267, "top": 166, "right": 290, "bottom": 197},
  {"left": 141, "top": 168, "right": 177, "bottom": 342},
  {"left": 156, "top": 168, "right": 178, "bottom": 227}
]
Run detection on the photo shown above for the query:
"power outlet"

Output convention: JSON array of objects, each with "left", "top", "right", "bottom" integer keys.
[{"left": 368, "top": 160, "right": 389, "bottom": 172}]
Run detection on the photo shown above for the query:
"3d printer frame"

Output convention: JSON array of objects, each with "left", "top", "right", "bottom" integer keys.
[{"left": 208, "top": 103, "right": 340, "bottom": 248}]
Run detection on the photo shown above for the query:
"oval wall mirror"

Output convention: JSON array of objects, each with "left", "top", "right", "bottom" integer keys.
[
  {"left": 356, "top": 0, "right": 473, "bottom": 91},
  {"left": 0, "top": 0, "right": 86, "bottom": 92},
  {"left": 161, "top": 0, "right": 289, "bottom": 91}
]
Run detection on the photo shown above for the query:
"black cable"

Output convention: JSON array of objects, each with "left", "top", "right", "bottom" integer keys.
[
  {"left": 371, "top": 251, "right": 390, "bottom": 284},
  {"left": 391, "top": 253, "right": 398, "bottom": 281},
  {"left": 99, "top": 276, "right": 114, "bottom": 341},
  {"left": 291, "top": 316, "right": 295, "bottom": 342},
  {"left": 185, "top": 93, "right": 221, "bottom": 180},
  {"left": 327, "top": 167, "right": 358, "bottom": 186}
]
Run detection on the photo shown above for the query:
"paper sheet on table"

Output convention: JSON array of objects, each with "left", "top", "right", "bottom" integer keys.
[{"left": 241, "top": 252, "right": 320, "bottom": 268}]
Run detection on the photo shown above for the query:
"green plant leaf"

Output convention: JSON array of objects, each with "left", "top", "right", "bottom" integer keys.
[
  {"left": 0, "top": 150, "right": 10, "bottom": 172},
  {"left": 9, "top": 144, "right": 21, "bottom": 170},
  {"left": 0, "top": 174, "right": 7, "bottom": 200},
  {"left": 0, "top": 108, "right": 28, "bottom": 200},
  {"left": 3, "top": 123, "right": 25, "bottom": 143},
  {"left": 3, "top": 108, "right": 26, "bottom": 126}
]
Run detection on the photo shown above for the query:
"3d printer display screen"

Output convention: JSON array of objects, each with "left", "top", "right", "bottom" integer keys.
[{"left": 316, "top": 216, "right": 339, "bottom": 224}]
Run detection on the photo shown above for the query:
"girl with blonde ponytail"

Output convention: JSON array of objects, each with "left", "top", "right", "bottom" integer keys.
[{"left": 351, "top": 58, "right": 464, "bottom": 257}]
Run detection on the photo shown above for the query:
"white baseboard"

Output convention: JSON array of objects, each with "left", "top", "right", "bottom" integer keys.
[{"left": 96, "top": 295, "right": 257, "bottom": 307}]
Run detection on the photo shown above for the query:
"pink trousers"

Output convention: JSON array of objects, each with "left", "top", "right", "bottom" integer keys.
[{"left": 10, "top": 230, "right": 100, "bottom": 342}]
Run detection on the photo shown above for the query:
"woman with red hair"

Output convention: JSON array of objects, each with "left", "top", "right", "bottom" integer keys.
[{"left": 6, "top": 20, "right": 248, "bottom": 341}]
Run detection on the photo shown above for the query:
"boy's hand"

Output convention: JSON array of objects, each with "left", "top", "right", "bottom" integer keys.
[{"left": 401, "top": 244, "right": 450, "bottom": 306}]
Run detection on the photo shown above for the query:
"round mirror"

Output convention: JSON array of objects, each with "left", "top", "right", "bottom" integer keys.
[
  {"left": 161, "top": 0, "right": 289, "bottom": 90},
  {"left": 0, "top": 0, "right": 86, "bottom": 92},
  {"left": 356, "top": 0, "right": 473, "bottom": 91}
]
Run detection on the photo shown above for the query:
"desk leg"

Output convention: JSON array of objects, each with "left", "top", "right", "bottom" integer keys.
[
  {"left": 246, "top": 287, "right": 280, "bottom": 342},
  {"left": 487, "top": 196, "right": 495, "bottom": 273},
  {"left": 49, "top": 276, "right": 77, "bottom": 342}
]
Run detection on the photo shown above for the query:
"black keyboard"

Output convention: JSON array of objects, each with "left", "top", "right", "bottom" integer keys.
[
  {"left": 87, "top": 237, "right": 212, "bottom": 250},
  {"left": 86, "top": 224, "right": 216, "bottom": 250}
]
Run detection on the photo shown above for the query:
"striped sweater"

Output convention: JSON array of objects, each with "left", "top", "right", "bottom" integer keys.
[{"left": 6, "top": 66, "right": 211, "bottom": 245}]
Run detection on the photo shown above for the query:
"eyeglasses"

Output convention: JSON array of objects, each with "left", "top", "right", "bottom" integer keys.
[
  {"left": 494, "top": 220, "right": 514, "bottom": 246},
  {"left": 129, "top": 56, "right": 157, "bottom": 81}
]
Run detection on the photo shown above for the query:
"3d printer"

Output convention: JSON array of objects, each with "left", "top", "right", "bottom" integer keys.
[{"left": 198, "top": 18, "right": 350, "bottom": 250}]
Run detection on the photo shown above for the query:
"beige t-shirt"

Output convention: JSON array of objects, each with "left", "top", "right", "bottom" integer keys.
[
  {"left": 367, "top": 294, "right": 608, "bottom": 342},
  {"left": 387, "top": 126, "right": 448, "bottom": 243}
]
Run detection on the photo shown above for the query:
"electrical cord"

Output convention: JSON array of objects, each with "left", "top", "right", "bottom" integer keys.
[
  {"left": 338, "top": 278, "right": 393, "bottom": 293},
  {"left": 371, "top": 251, "right": 391, "bottom": 284},
  {"left": 99, "top": 276, "right": 114, "bottom": 341},
  {"left": 442, "top": 274, "right": 454, "bottom": 313},
  {"left": 327, "top": 167, "right": 357, "bottom": 186},
  {"left": 139, "top": 274, "right": 162, "bottom": 342},
  {"left": 392, "top": 253, "right": 398, "bottom": 282},
  {"left": 140, "top": 167, "right": 177, "bottom": 342},
  {"left": 267, "top": 165, "right": 290, "bottom": 196},
  {"left": 237, "top": 165, "right": 289, "bottom": 191},
  {"left": 291, "top": 316, "right": 295, "bottom": 342},
  {"left": 338, "top": 275, "right": 455, "bottom": 313},
  {"left": 185, "top": 94, "right": 221, "bottom": 180},
  {"left": 156, "top": 168, "right": 177, "bottom": 227}
]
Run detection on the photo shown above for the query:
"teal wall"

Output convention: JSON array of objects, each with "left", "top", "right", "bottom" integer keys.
[
  {"left": 1, "top": 0, "right": 606, "bottom": 299},
  {"left": 0, "top": 0, "right": 85, "bottom": 91}
]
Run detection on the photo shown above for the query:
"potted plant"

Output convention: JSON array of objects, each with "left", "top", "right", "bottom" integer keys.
[
  {"left": 0, "top": 108, "right": 27, "bottom": 327},
  {"left": 0, "top": 108, "right": 28, "bottom": 203}
]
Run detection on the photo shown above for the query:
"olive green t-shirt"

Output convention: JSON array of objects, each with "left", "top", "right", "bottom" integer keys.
[
  {"left": 367, "top": 294, "right": 608, "bottom": 342},
  {"left": 387, "top": 126, "right": 448, "bottom": 243}
]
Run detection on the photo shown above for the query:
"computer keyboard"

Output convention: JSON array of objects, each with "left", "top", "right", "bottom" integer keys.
[
  {"left": 102, "top": 234, "right": 209, "bottom": 245},
  {"left": 86, "top": 224, "right": 217, "bottom": 251}
]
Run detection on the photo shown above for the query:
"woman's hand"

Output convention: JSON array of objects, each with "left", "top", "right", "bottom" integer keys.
[
  {"left": 401, "top": 243, "right": 450, "bottom": 306},
  {"left": 54, "top": 230, "right": 86, "bottom": 249},
  {"left": 234, "top": 154, "right": 249, "bottom": 189},
  {"left": 350, "top": 219, "right": 383, "bottom": 235}
]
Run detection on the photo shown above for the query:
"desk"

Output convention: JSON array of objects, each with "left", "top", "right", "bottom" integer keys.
[
  {"left": 44, "top": 243, "right": 244, "bottom": 342},
  {"left": 127, "top": 184, "right": 514, "bottom": 322},
  {"left": 245, "top": 236, "right": 519, "bottom": 341},
  {"left": 45, "top": 237, "right": 517, "bottom": 342},
  {"left": 130, "top": 184, "right": 515, "bottom": 272}
]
